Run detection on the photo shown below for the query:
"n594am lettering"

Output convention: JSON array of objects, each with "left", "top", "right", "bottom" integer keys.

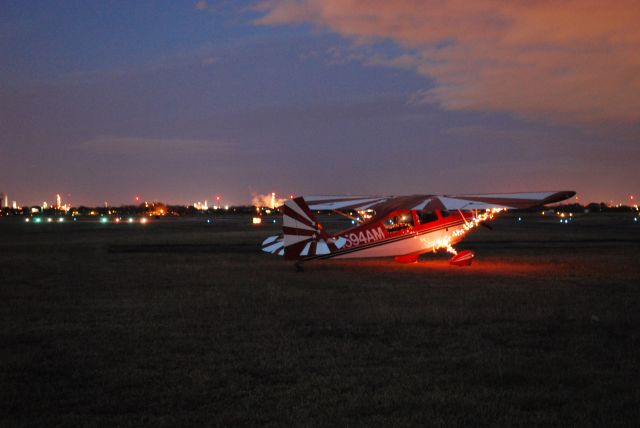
[{"left": 341, "top": 227, "right": 385, "bottom": 248}]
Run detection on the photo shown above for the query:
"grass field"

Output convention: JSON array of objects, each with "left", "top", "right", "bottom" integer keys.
[{"left": 1, "top": 213, "right": 639, "bottom": 427}]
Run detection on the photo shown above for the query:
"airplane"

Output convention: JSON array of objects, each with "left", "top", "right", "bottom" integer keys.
[{"left": 261, "top": 191, "right": 576, "bottom": 268}]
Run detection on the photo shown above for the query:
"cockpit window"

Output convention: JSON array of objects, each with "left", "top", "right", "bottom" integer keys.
[
  {"left": 416, "top": 211, "right": 438, "bottom": 224},
  {"left": 383, "top": 211, "right": 414, "bottom": 233}
]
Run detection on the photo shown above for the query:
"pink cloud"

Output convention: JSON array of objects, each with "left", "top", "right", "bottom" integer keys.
[
  {"left": 256, "top": 0, "right": 640, "bottom": 123},
  {"left": 194, "top": 1, "right": 208, "bottom": 11}
]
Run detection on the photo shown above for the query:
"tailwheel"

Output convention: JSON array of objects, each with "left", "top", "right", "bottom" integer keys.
[{"left": 449, "top": 250, "right": 475, "bottom": 266}]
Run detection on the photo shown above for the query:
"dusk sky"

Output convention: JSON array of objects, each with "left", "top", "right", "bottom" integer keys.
[{"left": 2, "top": 0, "right": 639, "bottom": 206}]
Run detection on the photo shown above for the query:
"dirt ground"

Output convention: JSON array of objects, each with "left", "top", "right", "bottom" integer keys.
[{"left": 1, "top": 213, "right": 639, "bottom": 427}]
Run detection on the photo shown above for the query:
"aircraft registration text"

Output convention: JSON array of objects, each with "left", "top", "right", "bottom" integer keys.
[{"left": 341, "top": 227, "right": 385, "bottom": 248}]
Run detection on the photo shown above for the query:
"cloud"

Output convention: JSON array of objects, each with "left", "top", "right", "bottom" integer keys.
[
  {"left": 194, "top": 1, "right": 208, "bottom": 11},
  {"left": 255, "top": 0, "right": 640, "bottom": 123},
  {"left": 77, "top": 136, "right": 236, "bottom": 157},
  {"left": 202, "top": 55, "right": 218, "bottom": 65}
]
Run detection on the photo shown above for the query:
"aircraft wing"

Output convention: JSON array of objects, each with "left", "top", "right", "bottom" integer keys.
[{"left": 303, "top": 191, "right": 575, "bottom": 216}]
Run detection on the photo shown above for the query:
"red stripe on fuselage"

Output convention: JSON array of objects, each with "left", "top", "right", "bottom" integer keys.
[{"left": 302, "top": 215, "right": 469, "bottom": 261}]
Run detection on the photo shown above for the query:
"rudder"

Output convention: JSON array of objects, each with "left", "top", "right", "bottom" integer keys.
[{"left": 282, "top": 197, "right": 345, "bottom": 260}]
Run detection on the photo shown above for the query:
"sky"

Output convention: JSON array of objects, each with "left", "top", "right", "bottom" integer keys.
[{"left": 1, "top": 0, "right": 639, "bottom": 206}]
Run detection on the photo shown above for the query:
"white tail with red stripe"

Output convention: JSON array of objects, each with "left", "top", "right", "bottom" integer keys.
[
  {"left": 256, "top": 197, "right": 348, "bottom": 260},
  {"left": 282, "top": 197, "right": 346, "bottom": 260}
]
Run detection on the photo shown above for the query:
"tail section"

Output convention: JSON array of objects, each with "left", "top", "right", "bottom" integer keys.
[
  {"left": 261, "top": 234, "right": 284, "bottom": 256},
  {"left": 282, "top": 197, "right": 345, "bottom": 260}
]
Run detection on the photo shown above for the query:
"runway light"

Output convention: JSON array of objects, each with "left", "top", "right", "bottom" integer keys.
[
  {"left": 34, "top": 217, "right": 42, "bottom": 223},
  {"left": 635, "top": 217, "right": 638, "bottom": 222},
  {"left": 100, "top": 217, "right": 108, "bottom": 223},
  {"left": 518, "top": 217, "right": 522, "bottom": 221},
  {"left": 252, "top": 217, "right": 262, "bottom": 224},
  {"left": 273, "top": 219, "right": 276, "bottom": 223},
  {"left": 206, "top": 219, "right": 211, "bottom": 223},
  {"left": 73, "top": 218, "right": 77, "bottom": 221},
  {"left": 128, "top": 218, "right": 134, "bottom": 223},
  {"left": 47, "top": 218, "right": 53, "bottom": 223},
  {"left": 115, "top": 218, "right": 121, "bottom": 223},
  {"left": 58, "top": 217, "right": 64, "bottom": 222},
  {"left": 140, "top": 217, "right": 148, "bottom": 224}
]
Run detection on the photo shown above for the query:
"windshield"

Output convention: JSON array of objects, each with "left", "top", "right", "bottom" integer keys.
[
  {"left": 383, "top": 211, "right": 414, "bottom": 233},
  {"left": 416, "top": 211, "right": 438, "bottom": 224}
]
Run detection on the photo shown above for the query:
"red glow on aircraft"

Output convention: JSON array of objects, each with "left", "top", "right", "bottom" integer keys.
[{"left": 261, "top": 191, "right": 576, "bottom": 269}]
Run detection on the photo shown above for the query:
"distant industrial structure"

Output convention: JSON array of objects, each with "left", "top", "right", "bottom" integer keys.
[{"left": 0, "top": 192, "right": 8, "bottom": 209}]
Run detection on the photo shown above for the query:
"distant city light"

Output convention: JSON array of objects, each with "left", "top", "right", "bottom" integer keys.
[{"left": 252, "top": 217, "right": 262, "bottom": 224}]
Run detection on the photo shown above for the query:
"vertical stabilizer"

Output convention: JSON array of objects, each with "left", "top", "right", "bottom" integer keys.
[{"left": 282, "top": 197, "right": 345, "bottom": 260}]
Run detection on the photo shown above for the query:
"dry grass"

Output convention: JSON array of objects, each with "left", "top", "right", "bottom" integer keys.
[{"left": 1, "top": 213, "right": 639, "bottom": 427}]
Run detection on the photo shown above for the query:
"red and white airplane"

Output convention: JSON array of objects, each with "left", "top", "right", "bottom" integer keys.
[{"left": 261, "top": 191, "right": 575, "bottom": 266}]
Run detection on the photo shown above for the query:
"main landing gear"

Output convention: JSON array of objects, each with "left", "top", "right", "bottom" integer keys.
[{"left": 449, "top": 250, "right": 475, "bottom": 266}]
